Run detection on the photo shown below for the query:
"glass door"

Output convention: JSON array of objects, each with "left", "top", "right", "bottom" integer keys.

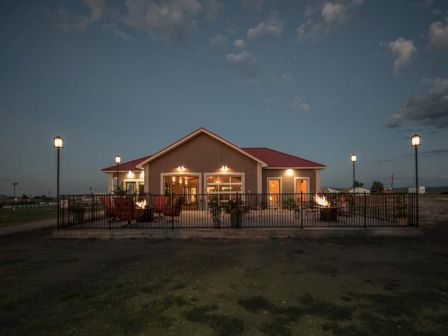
[{"left": 268, "top": 178, "right": 281, "bottom": 208}]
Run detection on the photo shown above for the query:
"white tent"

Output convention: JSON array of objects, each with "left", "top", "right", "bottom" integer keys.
[{"left": 347, "top": 187, "right": 371, "bottom": 194}]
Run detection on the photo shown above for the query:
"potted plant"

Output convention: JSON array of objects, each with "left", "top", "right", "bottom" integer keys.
[
  {"left": 283, "top": 197, "right": 296, "bottom": 210},
  {"left": 394, "top": 196, "right": 408, "bottom": 226},
  {"left": 208, "top": 197, "right": 222, "bottom": 228},
  {"left": 225, "top": 198, "right": 243, "bottom": 228},
  {"left": 70, "top": 202, "right": 85, "bottom": 223}
]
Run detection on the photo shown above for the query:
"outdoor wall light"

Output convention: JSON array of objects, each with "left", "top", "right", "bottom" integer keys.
[
  {"left": 172, "top": 176, "right": 176, "bottom": 182},
  {"left": 411, "top": 134, "right": 421, "bottom": 147},
  {"left": 221, "top": 165, "right": 228, "bottom": 172},
  {"left": 54, "top": 136, "right": 64, "bottom": 148},
  {"left": 177, "top": 165, "right": 185, "bottom": 172},
  {"left": 286, "top": 169, "right": 294, "bottom": 177},
  {"left": 127, "top": 171, "right": 135, "bottom": 178}
]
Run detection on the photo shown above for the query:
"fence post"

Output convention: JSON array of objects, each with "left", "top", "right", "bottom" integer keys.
[
  {"left": 363, "top": 192, "right": 367, "bottom": 228},
  {"left": 171, "top": 193, "right": 174, "bottom": 230},
  {"left": 300, "top": 192, "right": 303, "bottom": 229}
]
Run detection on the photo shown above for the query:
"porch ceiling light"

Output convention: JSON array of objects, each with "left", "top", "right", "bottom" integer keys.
[
  {"left": 411, "top": 134, "right": 421, "bottom": 147},
  {"left": 286, "top": 169, "right": 294, "bottom": 177},
  {"left": 54, "top": 136, "right": 64, "bottom": 148},
  {"left": 115, "top": 155, "right": 121, "bottom": 164},
  {"left": 351, "top": 154, "right": 357, "bottom": 162},
  {"left": 127, "top": 171, "right": 134, "bottom": 178}
]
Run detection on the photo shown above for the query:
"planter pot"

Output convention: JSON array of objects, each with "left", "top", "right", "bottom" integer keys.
[
  {"left": 230, "top": 212, "right": 242, "bottom": 228},
  {"left": 72, "top": 210, "right": 85, "bottom": 223},
  {"left": 397, "top": 217, "right": 408, "bottom": 226}
]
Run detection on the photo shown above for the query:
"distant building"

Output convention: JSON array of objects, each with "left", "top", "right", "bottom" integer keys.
[{"left": 408, "top": 186, "right": 426, "bottom": 194}]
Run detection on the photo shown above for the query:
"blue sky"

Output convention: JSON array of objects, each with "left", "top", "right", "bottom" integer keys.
[{"left": 1, "top": 0, "right": 448, "bottom": 195}]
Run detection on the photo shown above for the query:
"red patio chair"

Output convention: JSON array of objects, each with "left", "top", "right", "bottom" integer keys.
[
  {"left": 101, "top": 195, "right": 116, "bottom": 219},
  {"left": 163, "top": 197, "right": 184, "bottom": 222},
  {"left": 154, "top": 196, "right": 169, "bottom": 218},
  {"left": 114, "top": 197, "right": 136, "bottom": 225}
]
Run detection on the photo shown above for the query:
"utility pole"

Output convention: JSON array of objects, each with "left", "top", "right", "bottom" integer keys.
[{"left": 391, "top": 173, "right": 394, "bottom": 192}]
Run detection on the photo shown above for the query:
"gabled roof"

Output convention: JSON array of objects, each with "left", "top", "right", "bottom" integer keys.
[
  {"left": 242, "top": 147, "right": 326, "bottom": 169},
  {"left": 101, "top": 129, "right": 326, "bottom": 172},
  {"left": 101, "top": 155, "right": 151, "bottom": 172},
  {"left": 135, "top": 127, "right": 268, "bottom": 168}
]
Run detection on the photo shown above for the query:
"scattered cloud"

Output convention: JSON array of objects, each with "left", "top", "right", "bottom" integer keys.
[
  {"left": 102, "top": 23, "right": 132, "bottom": 41},
  {"left": 210, "top": 34, "right": 228, "bottom": 49},
  {"left": 202, "top": 0, "right": 224, "bottom": 22},
  {"left": 123, "top": 0, "right": 202, "bottom": 43},
  {"left": 241, "top": 0, "right": 264, "bottom": 12},
  {"left": 247, "top": 16, "right": 284, "bottom": 40},
  {"left": 388, "top": 37, "right": 417, "bottom": 74},
  {"left": 385, "top": 77, "right": 448, "bottom": 129},
  {"left": 291, "top": 96, "right": 311, "bottom": 112},
  {"left": 234, "top": 39, "right": 245, "bottom": 48},
  {"left": 297, "top": 0, "right": 364, "bottom": 41},
  {"left": 225, "top": 51, "right": 260, "bottom": 78},
  {"left": 428, "top": 16, "right": 448, "bottom": 50},
  {"left": 55, "top": 0, "right": 106, "bottom": 31},
  {"left": 271, "top": 73, "right": 294, "bottom": 85}
]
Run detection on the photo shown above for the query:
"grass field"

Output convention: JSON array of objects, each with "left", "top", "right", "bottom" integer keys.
[
  {"left": 0, "top": 208, "right": 56, "bottom": 227},
  {"left": 1, "top": 231, "right": 447, "bottom": 336}
]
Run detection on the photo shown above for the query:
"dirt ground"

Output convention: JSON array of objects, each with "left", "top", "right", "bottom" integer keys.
[{"left": 1, "top": 227, "right": 448, "bottom": 336}]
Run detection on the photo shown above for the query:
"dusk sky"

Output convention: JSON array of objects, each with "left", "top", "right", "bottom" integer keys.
[{"left": 1, "top": 0, "right": 448, "bottom": 195}]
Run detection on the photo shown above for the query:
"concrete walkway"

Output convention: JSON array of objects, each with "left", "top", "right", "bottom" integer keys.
[{"left": 0, "top": 219, "right": 56, "bottom": 236}]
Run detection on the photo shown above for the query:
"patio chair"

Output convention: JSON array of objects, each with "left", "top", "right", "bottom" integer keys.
[
  {"left": 154, "top": 196, "right": 170, "bottom": 219},
  {"left": 114, "top": 197, "right": 136, "bottom": 226},
  {"left": 101, "top": 195, "right": 116, "bottom": 220},
  {"left": 163, "top": 197, "right": 185, "bottom": 222}
]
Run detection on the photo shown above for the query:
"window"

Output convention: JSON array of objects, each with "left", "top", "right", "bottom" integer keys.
[{"left": 206, "top": 174, "right": 243, "bottom": 194}]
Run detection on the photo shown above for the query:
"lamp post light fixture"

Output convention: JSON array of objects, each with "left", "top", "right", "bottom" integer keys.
[
  {"left": 351, "top": 153, "right": 357, "bottom": 192},
  {"left": 12, "top": 182, "right": 18, "bottom": 211},
  {"left": 115, "top": 155, "right": 121, "bottom": 193},
  {"left": 53, "top": 136, "right": 63, "bottom": 228},
  {"left": 411, "top": 134, "right": 421, "bottom": 227}
]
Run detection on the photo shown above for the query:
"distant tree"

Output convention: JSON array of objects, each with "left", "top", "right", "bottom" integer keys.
[
  {"left": 354, "top": 180, "right": 364, "bottom": 188},
  {"left": 371, "top": 181, "right": 385, "bottom": 193},
  {"left": 22, "top": 194, "right": 28, "bottom": 199}
]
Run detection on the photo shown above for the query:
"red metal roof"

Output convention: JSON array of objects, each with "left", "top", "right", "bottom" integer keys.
[
  {"left": 242, "top": 147, "right": 326, "bottom": 168},
  {"left": 102, "top": 155, "right": 151, "bottom": 172}
]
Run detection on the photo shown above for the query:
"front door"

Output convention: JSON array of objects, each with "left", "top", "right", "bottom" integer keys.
[
  {"left": 268, "top": 178, "right": 281, "bottom": 208},
  {"left": 295, "top": 178, "right": 309, "bottom": 203}
]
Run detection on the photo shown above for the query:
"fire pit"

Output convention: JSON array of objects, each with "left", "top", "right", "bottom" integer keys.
[
  {"left": 320, "top": 207, "right": 337, "bottom": 222},
  {"left": 314, "top": 195, "right": 338, "bottom": 222}
]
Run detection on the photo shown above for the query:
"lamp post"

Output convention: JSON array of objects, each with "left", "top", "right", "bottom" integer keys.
[
  {"left": 12, "top": 182, "right": 18, "bottom": 211},
  {"left": 351, "top": 153, "right": 357, "bottom": 192},
  {"left": 411, "top": 134, "right": 421, "bottom": 227},
  {"left": 115, "top": 155, "right": 121, "bottom": 193},
  {"left": 54, "top": 136, "right": 63, "bottom": 228}
]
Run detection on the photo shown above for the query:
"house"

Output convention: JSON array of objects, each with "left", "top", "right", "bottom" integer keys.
[{"left": 101, "top": 128, "right": 325, "bottom": 204}]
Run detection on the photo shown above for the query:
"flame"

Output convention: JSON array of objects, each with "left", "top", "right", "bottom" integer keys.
[
  {"left": 314, "top": 195, "right": 330, "bottom": 207},
  {"left": 135, "top": 199, "right": 147, "bottom": 209}
]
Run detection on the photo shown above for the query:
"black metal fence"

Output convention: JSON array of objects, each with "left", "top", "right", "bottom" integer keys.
[{"left": 57, "top": 192, "right": 418, "bottom": 230}]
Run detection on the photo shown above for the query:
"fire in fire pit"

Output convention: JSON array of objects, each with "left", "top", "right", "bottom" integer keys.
[{"left": 313, "top": 195, "right": 337, "bottom": 222}]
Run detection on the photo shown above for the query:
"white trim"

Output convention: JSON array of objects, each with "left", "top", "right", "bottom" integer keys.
[
  {"left": 136, "top": 128, "right": 267, "bottom": 169},
  {"left": 264, "top": 167, "right": 325, "bottom": 170},
  {"left": 293, "top": 176, "right": 311, "bottom": 194},
  {"left": 160, "top": 172, "right": 202, "bottom": 194},
  {"left": 204, "top": 172, "right": 245, "bottom": 194}
]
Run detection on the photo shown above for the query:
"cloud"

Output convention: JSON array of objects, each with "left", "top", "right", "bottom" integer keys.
[
  {"left": 102, "top": 23, "right": 132, "bottom": 41},
  {"left": 385, "top": 78, "right": 448, "bottom": 129},
  {"left": 123, "top": 0, "right": 202, "bottom": 43},
  {"left": 291, "top": 96, "right": 311, "bottom": 112},
  {"left": 271, "top": 73, "right": 294, "bottom": 85},
  {"left": 234, "top": 39, "right": 245, "bottom": 48},
  {"left": 388, "top": 37, "right": 417, "bottom": 74},
  {"left": 241, "top": 0, "right": 264, "bottom": 12},
  {"left": 297, "top": 0, "right": 364, "bottom": 41},
  {"left": 225, "top": 51, "right": 260, "bottom": 78},
  {"left": 55, "top": 0, "right": 106, "bottom": 31},
  {"left": 210, "top": 34, "right": 228, "bottom": 49},
  {"left": 202, "top": 0, "right": 224, "bottom": 22},
  {"left": 247, "top": 16, "right": 284, "bottom": 40},
  {"left": 428, "top": 16, "right": 448, "bottom": 50}
]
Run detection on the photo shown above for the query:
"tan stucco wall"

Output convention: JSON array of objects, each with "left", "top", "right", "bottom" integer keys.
[
  {"left": 143, "top": 133, "right": 259, "bottom": 194},
  {"left": 262, "top": 169, "right": 320, "bottom": 194}
]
